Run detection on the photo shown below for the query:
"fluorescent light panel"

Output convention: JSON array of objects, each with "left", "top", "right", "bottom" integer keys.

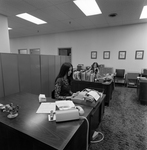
[
  {"left": 73, "top": 0, "right": 102, "bottom": 16},
  {"left": 8, "top": 27, "right": 12, "bottom": 30},
  {"left": 16, "top": 13, "right": 47, "bottom": 25},
  {"left": 140, "top": 5, "right": 147, "bottom": 19}
]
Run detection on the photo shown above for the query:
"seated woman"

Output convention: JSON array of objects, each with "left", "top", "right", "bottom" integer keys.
[
  {"left": 54, "top": 62, "right": 73, "bottom": 100},
  {"left": 91, "top": 62, "right": 100, "bottom": 79}
]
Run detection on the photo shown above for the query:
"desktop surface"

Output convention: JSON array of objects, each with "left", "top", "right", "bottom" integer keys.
[{"left": 0, "top": 92, "right": 93, "bottom": 150}]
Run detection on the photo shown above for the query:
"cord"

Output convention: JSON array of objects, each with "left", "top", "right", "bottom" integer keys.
[
  {"left": 90, "top": 131, "right": 104, "bottom": 143},
  {"left": 79, "top": 116, "right": 89, "bottom": 150},
  {"left": 79, "top": 116, "right": 104, "bottom": 149}
]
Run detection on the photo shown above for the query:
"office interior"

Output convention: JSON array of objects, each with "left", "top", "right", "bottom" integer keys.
[
  {"left": 0, "top": 0, "right": 147, "bottom": 73},
  {"left": 0, "top": 0, "right": 147, "bottom": 149}
]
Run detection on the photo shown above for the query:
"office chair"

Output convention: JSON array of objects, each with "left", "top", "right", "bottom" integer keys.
[
  {"left": 51, "top": 90, "right": 55, "bottom": 99},
  {"left": 114, "top": 69, "right": 126, "bottom": 86},
  {"left": 142, "top": 69, "right": 147, "bottom": 78}
]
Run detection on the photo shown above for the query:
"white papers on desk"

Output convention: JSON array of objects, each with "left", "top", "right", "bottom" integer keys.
[
  {"left": 87, "top": 91, "right": 102, "bottom": 101},
  {"left": 55, "top": 100, "right": 75, "bottom": 110},
  {"left": 36, "top": 102, "right": 55, "bottom": 114}
]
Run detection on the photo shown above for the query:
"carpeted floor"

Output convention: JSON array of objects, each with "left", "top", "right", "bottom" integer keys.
[{"left": 89, "top": 87, "right": 147, "bottom": 150}]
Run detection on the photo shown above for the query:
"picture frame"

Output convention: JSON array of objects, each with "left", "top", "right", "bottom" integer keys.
[
  {"left": 135, "top": 50, "right": 144, "bottom": 59},
  {"left": 118, "top": 51, "right": 126, "bottom": 59},
  {"left": 30, "top": 48, "right": 40, "bottom": 55},
  {"left": 18, "top": 49, "right": 28, "bottom": 54},
  {"left": 103, "top": 51, "right": 110, "bottom": 59},
  {"left": 91, "top": 51, "right": 97, "bottom": 59}
]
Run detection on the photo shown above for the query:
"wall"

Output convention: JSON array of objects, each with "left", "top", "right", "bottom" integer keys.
[
  {"left": 10, "top": 23, "right": 147, "bottom": 73},
  {"left": 0, "top": 15, "right": 10, "bottom": 53}
]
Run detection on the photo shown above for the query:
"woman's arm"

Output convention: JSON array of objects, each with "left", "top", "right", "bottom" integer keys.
[{"left": 54, "top": 81, "right": 66, "bottom": 100}]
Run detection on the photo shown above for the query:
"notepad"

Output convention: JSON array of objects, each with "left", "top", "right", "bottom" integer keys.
[{"left": 36, "top": 102, "right": 55, "bottom": 114}]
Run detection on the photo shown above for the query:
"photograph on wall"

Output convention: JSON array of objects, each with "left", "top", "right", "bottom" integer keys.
[
  {"left": 103, "top": 51, "right": 110, "bottom": 59},
  {"left": 91, "top": 51, "right": 97, "bottom": 59},
  {"left": 18, "top": 49, "right": 28, "bottom": 54},
  {"left": 118, "top": 51, "right": 126, "bottom": 59},
  {"left": 135, "top": 50, "right": 144, "bottom": 59},
  {"left": 30, "top": 48, "right": 40, "bottom": 54}
]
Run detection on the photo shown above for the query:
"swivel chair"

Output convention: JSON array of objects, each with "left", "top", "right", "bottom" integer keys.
[
  {"left": 114, "top": 69, "right": 126, "bottom": 86},
  {"left": 51, "top": 90, "right": 55, "bottom": 99},
  {"left": 142, "top": 69, "right": 147, "bottom": 78}
]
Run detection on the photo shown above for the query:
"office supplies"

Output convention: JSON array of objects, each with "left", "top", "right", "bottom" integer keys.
[
  {"left": 48, "top": 110, "right": 56, "bottom": 121},
  {"left": 36, "top": 102, "right": 55, "bottom": 113},
  {"left": 55, "top": 100, "right": 75, "bottom": 110},
  {"left": 39, "top": 94, "right": 46, "bottom": 103},
  {"left": 56, "top": 106, "right": 84, "bottom": 122}
]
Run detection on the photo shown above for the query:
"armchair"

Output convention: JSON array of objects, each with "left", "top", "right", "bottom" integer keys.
[
  {"left": 141, "top": 69, "right": 147, "bottom": 77},
  {"left": 114, "top": 69, "right": 126, "bottom": 86},
  {"left": 126, "top": 73, "right": 139, "bottom": 87}
]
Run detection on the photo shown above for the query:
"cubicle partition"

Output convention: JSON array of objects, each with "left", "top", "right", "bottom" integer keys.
[
  {"left": 0, "top": 55, "right": 4, "bottom": 97},
  {"left": 0, "top": 53, "right": 70, "bottom": 98},
  {"left": 18, "top": 54, "right": 32, "bottom": 93},
  {"left": 1, "top": 53, "right": 19, "bottom": 96}
]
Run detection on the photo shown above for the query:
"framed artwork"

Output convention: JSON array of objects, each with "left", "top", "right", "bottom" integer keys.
[
  {"left": 30, "top": 48, "right": 40, "bottom": 55},
  {"left": 103, "top": 51, "right": 110, "bottom": 59},
  {"left": 118, "top": 51, "right": 126, "bottom": 59},
  {"left": 135, "top": 50, "right": 144, "bottom": 59},
  {"left": 18, "top": 49, "right": 28, "bottom": 54},
  {"left": 91, "top": 51, "right": 97, "bottom": 59}
]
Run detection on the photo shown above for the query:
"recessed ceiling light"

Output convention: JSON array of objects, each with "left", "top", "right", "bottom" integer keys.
[
  {"left": 73, "top": 0, "right": 102, "bottom": 16},
  {"left": 140, "top": 5, "right": 147, "bottom": 19},
  {"left": 16, "top": 13, "right": 47, "bottom": 25},
  {"left": 8, "top": 27, "right": 12, "bottom": 30},
  {"left": 109, "top": 13, "right": 117, "bottom": 17}
]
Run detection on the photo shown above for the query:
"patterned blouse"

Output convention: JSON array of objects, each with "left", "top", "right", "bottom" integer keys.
[{"left": 55, "top": 77, "right": 72, "bottom": 100}]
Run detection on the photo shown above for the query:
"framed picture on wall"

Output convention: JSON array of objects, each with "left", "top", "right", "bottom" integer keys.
[
  {"left": 135, "top": 50, "right": 144, "bottom": 59},
  {"left": 103, "top": 51, "right": 110, "bottom": 59},
  {"left": 91, "top": 51, "right": 97, "bottom": 59},
  {"left": 30, "top": 48, "right": 40, "bottom": 55},
  {"left": 18, "top": 49, "right": 28, "bottom": 54},
  {"left": 118, "top": 51, "right": 126, "bottom": 59}
]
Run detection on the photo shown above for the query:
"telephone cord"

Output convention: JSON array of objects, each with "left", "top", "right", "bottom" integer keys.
[{"left": 79, "top": 116, "right": 89, "bottom": 150}]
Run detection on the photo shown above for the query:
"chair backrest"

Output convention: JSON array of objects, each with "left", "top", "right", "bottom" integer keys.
[
  {"left": 115, "top": 69, "right": 125, "bottom": 77},
  {"left": 143, "top": 69, "right": 147, "bottom": 75},
  {"left": 51, "top": 90, "right": 55, "bottom": 99}
]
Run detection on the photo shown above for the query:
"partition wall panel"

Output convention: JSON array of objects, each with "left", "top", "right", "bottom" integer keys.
[
  {"left": 0, "top": 55, "right": 4, "bottom": 98},
  {"left": 18, "top": 54, "right": 31, "bottom": 93},
  {"left": 40, "top": 55, "right": 49, "bottom": 97},
  {"left": 30, "top": 55, "right": 41, "bottom": 95},
  {"left": 48, "top": 55, "right": 55, "bottom": 97},
  {"left": 60, "top": 56, "right": 66, "bottom": 65},
  {"left": 55, "top": 55, "right": 61, "bottom": 78},
  {"left": 1, "top": 53, "right": 19, "bottom": 96},
  {"left": 65, "top": 56, "right": 71, "bottom": 63},
  {"left": 0, "top": 53, "right": 70, "bottom": 98}
]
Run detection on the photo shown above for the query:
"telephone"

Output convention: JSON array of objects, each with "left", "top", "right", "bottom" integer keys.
[{"left": 56, "top": 106, "right": 84, "bottom": 122}]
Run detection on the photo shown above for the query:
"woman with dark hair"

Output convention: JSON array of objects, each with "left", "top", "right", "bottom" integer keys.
[
  {"left": 91, "top": 62, "right": 100, "bottom": 80},
  {"left": 91, "top": 62, "right": 99, "bottom": 74},
  {"left": 54, "top": 62, "right": 73, "bottom": 100}
]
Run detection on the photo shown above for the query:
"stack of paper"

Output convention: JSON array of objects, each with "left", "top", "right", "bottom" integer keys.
[{"left": 36, "top": 102, "right": 56, "bottom": 113}]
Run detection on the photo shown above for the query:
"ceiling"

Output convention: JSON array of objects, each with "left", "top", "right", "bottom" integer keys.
[{"left": 0, "top": 0, "right": 147, "bottom": 39}]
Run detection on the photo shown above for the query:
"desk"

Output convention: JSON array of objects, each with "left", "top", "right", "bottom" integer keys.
[
  {"left": 137, "top": 77, "right": 147, "bottom": 105},
  {"left": 71, "top": 80, "right": 114, "bottom": 106},
  {"left": 0, "top": 93, "right": 105, "bottom": 150}
]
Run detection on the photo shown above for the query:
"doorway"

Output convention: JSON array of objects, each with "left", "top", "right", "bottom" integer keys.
[{"left": 58, "top": 48, "right": 71, "bottom": 62}]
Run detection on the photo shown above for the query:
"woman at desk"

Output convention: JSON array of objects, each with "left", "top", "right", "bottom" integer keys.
[
  {"left": 91, "top": 62, "right": 100, "bottom": 80},
  {"left": 54, "top": 62, "right": 73, "bottom": 100}
]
